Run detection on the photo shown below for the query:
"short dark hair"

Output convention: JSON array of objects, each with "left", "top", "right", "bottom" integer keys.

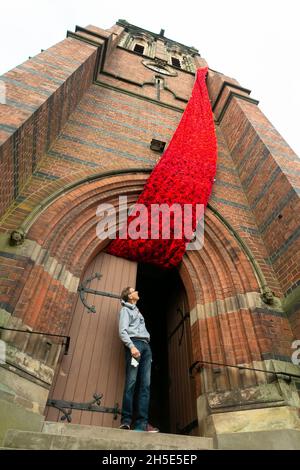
[{"left": 121, "top": 286, "right": 132, "bottom": 302}]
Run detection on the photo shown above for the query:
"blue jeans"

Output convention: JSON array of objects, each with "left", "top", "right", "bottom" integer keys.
[{"left": 121, "top": 339, "right": 152, "bottom": 430}]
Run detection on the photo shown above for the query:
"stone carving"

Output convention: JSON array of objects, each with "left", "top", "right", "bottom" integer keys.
[
  {"left": 261, "top": 286, "right": 282, "bottom": 309},
  {"left": 154, "top": 58, "right": 168, "bottom": 68},
  {"left": 9, "top": 229, "right": 25, "bottom": 246}
]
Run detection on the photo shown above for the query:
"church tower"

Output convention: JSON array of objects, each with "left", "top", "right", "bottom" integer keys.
[{"left": 0, "top": 20, "right": 300, "bottom": 449}]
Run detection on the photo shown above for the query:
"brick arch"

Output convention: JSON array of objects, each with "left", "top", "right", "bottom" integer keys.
[
  {"left": 15, "top": 172, "right": 147, "bottom": 330},
  {"left": 176, "top": 211, "right": 267, "bottom": 394},
  {"left": 12, "top": 171, "right": 265, "bottom": 382},
  {"left": 181, "top": 216, "right": 264, "bottom": 394}
]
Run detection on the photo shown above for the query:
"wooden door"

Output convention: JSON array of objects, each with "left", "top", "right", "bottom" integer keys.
[
  {"left": 167, "top": 285, "right": 198, "bottom": 435},
  {"left": 45, "top": 252, "right": 137, "bottom": 427}
]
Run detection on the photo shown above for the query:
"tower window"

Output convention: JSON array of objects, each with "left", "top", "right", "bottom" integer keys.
[
  {"left": 171, "top": 57, "right": 181, "bottom": 68},
  {"left": 134, "top": 44, "right": 145, "bottom": 55}
]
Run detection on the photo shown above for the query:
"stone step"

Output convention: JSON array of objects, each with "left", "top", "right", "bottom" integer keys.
[
  {"left": 42, "top": 421, "right": 213, "bottom": 450},
  {"left": 3, "top": 429, "right": 212, "bottom": 450},
  {"left": 216, "top": 429, "right": 300, "bottom": 450},
  {"left": 0, "top": 447, "right": 28, "bottom": 450}
]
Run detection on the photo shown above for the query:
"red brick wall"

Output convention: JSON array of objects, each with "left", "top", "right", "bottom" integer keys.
[
  {"left": 100, "top": 46, "right": 195, "bottom": 104},
  {"left": 213, "top": 85, "right": 300, "bottom": 294},
  {"left": 0, "top": 36, "right": 98, "bottom": 217},
  {"left": 290, "top": 306, "right": 300, "bottom": 340},
  {"left": 0, "top": 82, "right": 183, "bottom": 236}
]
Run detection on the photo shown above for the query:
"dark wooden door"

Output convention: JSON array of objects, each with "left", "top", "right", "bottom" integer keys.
[
  {"left": 167, "top": 286, "right": 198, "bottom": 435},
  {"left": 45, "top": 252, "right": 137, "bottom": 427}
]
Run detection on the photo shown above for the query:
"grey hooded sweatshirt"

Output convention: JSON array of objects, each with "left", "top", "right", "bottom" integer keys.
[{"left": 119, "top": 300, "right": 150, "bottom": 350}]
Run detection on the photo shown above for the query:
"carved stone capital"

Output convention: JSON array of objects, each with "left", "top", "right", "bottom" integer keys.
[
  {"left": 9, "top": 229, "right": 25, "bottom": 246},
  {"left": 261, "top": 287, "right": 282, "bottom": 310}
]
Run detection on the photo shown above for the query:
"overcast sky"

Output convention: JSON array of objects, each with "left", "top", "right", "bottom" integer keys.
[{"left": 1, "top": 0, "right": 299, "bottom": 156}]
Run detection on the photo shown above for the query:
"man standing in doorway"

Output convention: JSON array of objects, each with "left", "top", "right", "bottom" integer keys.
[{"left": 118, "top": 286, "right": 159, "bottom": 432}]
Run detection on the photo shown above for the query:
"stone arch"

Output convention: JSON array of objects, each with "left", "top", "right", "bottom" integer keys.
[{"left": 11, "top": 170, "right": 267, "bottom": 396}]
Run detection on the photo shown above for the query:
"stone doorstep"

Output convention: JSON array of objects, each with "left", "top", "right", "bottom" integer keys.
[
  {"left": 0, "top": 448, "right": 29, "bottom": 450},
  {"left": 42, "top": 421, "right": 213, "bottom": 450},
  {"left": 4, "top": 424, "right": 300, "bottom": 450},
  {"left": 216, "top": 429, "right": 300, "bottom": 450},
  {"left": 3, "top": 429, "right": 213, "bottom": 451},
  {"left": 0, "top": 397, "right": 45, "bottom": 446}
]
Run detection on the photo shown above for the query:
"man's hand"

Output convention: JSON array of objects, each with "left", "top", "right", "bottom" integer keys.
[{"left": 130, "top": 346, "right": 141, "bottom": 359}]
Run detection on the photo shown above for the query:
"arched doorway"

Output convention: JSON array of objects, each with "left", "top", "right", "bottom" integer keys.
[
  {"left": 12, "top": 170, "right": 271, "bottom": 437},
  {"left": 45, "top": 252, "right": 197, "bottom": 434},
  {"left": 136, "top": 262, "right": 198, "bottom": 434}
]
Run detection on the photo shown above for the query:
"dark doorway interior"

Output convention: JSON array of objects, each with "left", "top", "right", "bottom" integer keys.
[{"left": 135, "top": 262, "right": 186, "bottom": 433}]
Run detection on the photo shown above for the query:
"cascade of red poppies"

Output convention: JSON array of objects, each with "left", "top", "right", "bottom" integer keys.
[{"left": 106, "top": 67, "right": 217, "bottom": 268}]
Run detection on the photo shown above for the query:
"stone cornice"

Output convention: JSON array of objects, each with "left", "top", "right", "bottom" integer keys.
[
  {"left": 94, "top": 80, "right": 186, "bottom": 111},
  {"left": 189, "top": 292, "right": 284, "bottom": 325},
  {"left": 212, "top": 81, "right": 252, "bottom": 110},
  {"left": 215, "top": 91, "right": 259, "bottom": 124},
  {"left": 116, "top": 20, "right": 199, "bottom": 56}
]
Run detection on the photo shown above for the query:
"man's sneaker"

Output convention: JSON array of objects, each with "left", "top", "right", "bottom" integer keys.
[
  {"left": 119, "top": 423, "right": 130, "bottom": 430},
  {"left": 145, "top": 424, "right": 159, "bottom": 433}
]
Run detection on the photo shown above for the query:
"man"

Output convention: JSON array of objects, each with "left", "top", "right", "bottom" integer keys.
[{"left": 118, "top": 286, "right": 159, "bottom": 432}]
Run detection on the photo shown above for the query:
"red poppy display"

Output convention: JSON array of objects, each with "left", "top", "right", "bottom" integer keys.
[{"left": 106, "top": 67, "right": 217, "bottom": 268}]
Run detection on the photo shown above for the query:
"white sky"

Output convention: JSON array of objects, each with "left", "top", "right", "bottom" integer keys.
[{"left": 1, "top": 0, "right": 299, "bottom": 157}]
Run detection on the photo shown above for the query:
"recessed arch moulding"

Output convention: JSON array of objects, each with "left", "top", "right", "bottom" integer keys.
[{"left": 4, "top": 171, "right": 300, "bottom": 435}]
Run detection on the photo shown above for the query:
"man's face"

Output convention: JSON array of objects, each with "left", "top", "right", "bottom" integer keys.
[{"left": 128, "top": 287, "right": 139, "bottom": 302}]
